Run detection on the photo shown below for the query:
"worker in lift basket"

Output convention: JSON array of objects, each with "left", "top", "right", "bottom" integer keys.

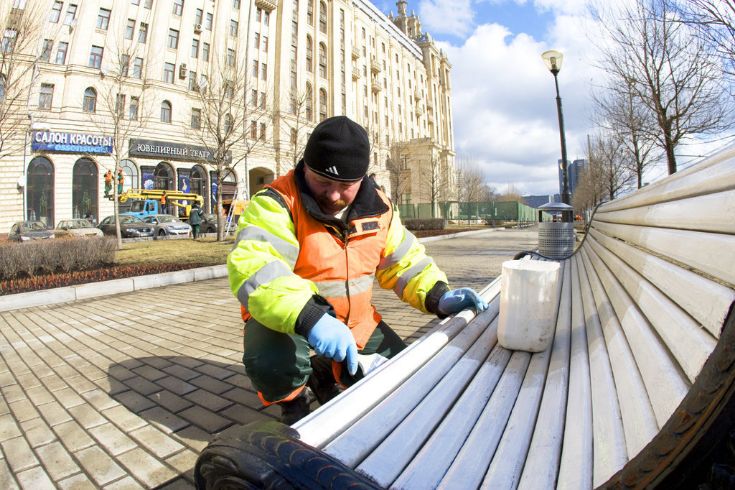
[{"left": 227, "top": 116, "right": 488, "bottom": 424}]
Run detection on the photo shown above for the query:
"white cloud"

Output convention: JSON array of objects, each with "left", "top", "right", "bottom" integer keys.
[
  {"left": 436, "top": 5, "right": 605, "bottom": 195},
  {"left": 418, "top": 0, "right": 474, "bottom": 38}
]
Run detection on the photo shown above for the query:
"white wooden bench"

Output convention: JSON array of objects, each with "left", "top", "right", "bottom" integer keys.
[{"left": 195, "top": 145, "right": 735, "bottom": 489}]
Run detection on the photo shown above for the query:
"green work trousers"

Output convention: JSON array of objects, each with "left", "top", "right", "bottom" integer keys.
[{"left": 243, "top": 318, "right": 406, "bottom": 403}]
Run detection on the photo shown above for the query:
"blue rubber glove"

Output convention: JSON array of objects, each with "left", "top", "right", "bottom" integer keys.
[
  {"left": 438, "top": 288, "right": 488, "bottom": 316},
  {"left": 307, "top": 314, "right": 359, "bottom": 376}
]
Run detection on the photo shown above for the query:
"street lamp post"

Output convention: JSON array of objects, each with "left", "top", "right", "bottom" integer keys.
[{"left": 541, "top": 49, "right": 571, "bottom": 211}]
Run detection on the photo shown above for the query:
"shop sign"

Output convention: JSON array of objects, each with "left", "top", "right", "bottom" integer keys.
[
  {"left": 32, "top": 131, "right": 113, "bottom": 154},
  {"left": 129, "top": 138, "right": 224, "bottom": 163}
]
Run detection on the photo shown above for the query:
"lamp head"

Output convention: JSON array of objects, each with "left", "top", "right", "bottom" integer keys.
[{"left": 541, "top": 49, "right": 563, "bottom": 75}]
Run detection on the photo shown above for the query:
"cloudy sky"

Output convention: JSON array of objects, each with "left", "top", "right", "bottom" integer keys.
[{"left": 375, "top": 0, "right": 728, "bottom": 196}]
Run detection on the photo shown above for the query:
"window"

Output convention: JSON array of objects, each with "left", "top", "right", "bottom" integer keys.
[
  {"left": 230, "top": 20, "right": 238, "bottom": 36},
  {"left": 318, "top": 43, "right": 326, "bottom": 78},
  {"left": 319, "top": 88, "right": 327, "bottom": 121},
  {"left": 83, "top": 87, "right": 97, "bottom": 113},
  {"left": 0, "top": 75, "right": 4, "bottom": 101},
  {"left": 55, "top": 42, "right": 68, "bottom": 64},
  {"left": 191, "top": 39, "right": 199, "bottom": 58},
  {"left": 306, "top": 1, "right": 312, "bottom": 25},
  {"left": 261, "top": 63, "right": 267, "bottom": 80},
  {"left": 115, "top": 93, "right": 125, "bottom": 116},
  {"left": 264, "top": 11, "right": 270, "bottom": 25},
  {"left": 120, "top": 54, "right": 130, "bottom": 76},
  {"left": 305, "top": 83, "right": 313, "bottom": 120},
  {"left": 172, "top": 0, "right": 183, "bottom": 15},
  {"left": 260, "top": 91, "right": 266, "bottom": 109},
  {"left": 188, "top": 70, "right": 197, "bottom": 90},
  {"left": 290, "top": 128, "right": 297, "bottom": 145},
  {"left": 263, "top": 36, "right": 268, "bottom": 53},
  {"left": 305, "top": 36, "right": 312, "bottom": 72},
  {"left": 259, "top": 122, "right": 266, "bottom": 140},
  {"left": 129, "top": 96, "right": 139, "bottom": 120},
  {"left": 168, "top": 29, "right": 179, "bottom": 49},
  {"left": 89, "top": 45, "right": 104, "bottom": 69},
  {"left": 251, "top": 89, "right": 257, "bottom": 106},
  {"left": 233, "top": 0, "right": 240, "bottom": 9},
  {"left": 195, "top": 9, "right": 203, "bottom": 25},
  {"left": 224, "top": 81, "right": 234, "bottom": 98},
  {"left": 224, "top": 114, "right": 233, "bottom": 134},
  {"left": 64, "top": 4, "right": 77, "bottom": 25},
  {"left": 97, "top": 8, "right": 111, "bottom": 30},
  {"left": 252, "top": 60, "right": 258, "bottom": 77},
  {"left": 163, "top": 63, "right": 175, "bottom": 83},
  {"left": 191, "top": 108, "right": 201, "bottom": 129},
  {"left": 138, "top": 23, "right": 148, "bottom": 43},
  {"left": 227, "top": 49, "right": 235, "bottom": 67},
  {"left": 256, "top": 7, "right": 262, "bottom": 22},
  {"left": 132, "top": 57, "right": 143, "bottom": 78},
  {"left": 319, "top": 1, "right": 327, "bottom": 34},
  {"left": 254, "top": 33, "right": 260, "bottom": 49},
  {"left": 144, "top": 0, "right": 152, "bottom": 8},
  {"left": 161, "top": 100, "right": 172, "bottom": 123},
  {"left": 49, "top": 1, "right": 62, "bottom": 23},
  {"left": 131, "top": 0, "right": 139, "bottom": 5},
  {"left": 125, "top": 19, "right": 135, "bottom": 40},
  {"left": 250, "top": 120, "right": 257, "bottom": 139},
  {"left": 40, "top": 39, "right": 53, "bottom": 62},
  {"left": 202, "top": 42, "right": 210, "bottom": 61},
  {"left": 39, "top": 84, "right": 54, "bottom": 110},
  {"left": 1, "top": 30, "right": 16, "bottom": 53},
  {"left": 205, "top": 12, "right": 213, "bottom": 30}
]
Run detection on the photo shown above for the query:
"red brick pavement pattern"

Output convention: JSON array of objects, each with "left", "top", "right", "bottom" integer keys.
[{"left": 0, "top": 228, "right": 536, "bottom": 488}]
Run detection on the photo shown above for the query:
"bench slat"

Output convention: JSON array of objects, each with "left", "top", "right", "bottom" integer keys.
[
  {"left": 598, "top": 145, "right": 735, "bottom": 213},
  {"left": 323, "top": 305, "right": 497, "bottom": 466},
  {"left": 580, "top": 248, "right": 659, "bottom": 456},
  {"left": 437, "top": 351, "right": 532, "bottom": 489},
  {"left": 393, "top": 343, "right": 512, "bottom": 489},
  {"left": 557, "top": 257, "right": 594, "bottom": 490},
  {"left": 589, "top": 228, "right": 734, "bottom": 338},
  {"left": 587, "top": 233, "right": 717, "bottom": 382},
  {"left": 591, "top": 221, "right": 735, "bottom": 287},
  {"left": 517, "top": 262, "right": 573, "bottom": 489},
  {"left": 576, "top": 253, "right": 628, "bottom": 486},
  {"left": 357, "top": 317, "right": 501, "bottom": 486}
]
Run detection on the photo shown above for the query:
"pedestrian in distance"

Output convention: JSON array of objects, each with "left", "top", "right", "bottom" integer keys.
[
  {"left": 227, "top": 116, "right": 488, "bottom": 425},
  {"left": 160, "top": 191, "right": 167, "bottom": 214},
  {"left": 189, "top": 202, "right": 203, "bottom": 239},
  {"left": 117, "top": 169, "right": 124, "bottom": 196},
  {"left": 104, "top": 170, "right": 113, "bottom": 198}
]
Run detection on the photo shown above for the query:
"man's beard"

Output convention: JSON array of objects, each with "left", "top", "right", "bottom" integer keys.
[{"left": 318, "top": 197, "right": 348, "bottom": 214}]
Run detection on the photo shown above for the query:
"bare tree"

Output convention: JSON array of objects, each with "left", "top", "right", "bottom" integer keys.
[
  {"left": 675, "top": 0, "right": 735, "bottom": 80},
  {"left": 86, "top": 41, "right": 151, "bottom": 249},
  {"left": 279, "top": 89, "right": 311, "bottom": 173},
  {"left": 387, "top": 143, "right": 411, "bottom": 206},
  {"left": 594, "top": 79, "right": 659, "bottom": 189},
  {"left": 594, "top": 0, "right": 734, "bottom": 174},
  {"left": 422, "top": 156, "right": 451, "bottom": 218},
  {"left": 190, "top": 43, "right": 270, "bottom": 241},
  {"left": 455, "top": 157, "right": 487, "bottom": 224},
  {"left": 0, "top": 0, "right": 48, "bottom": 159}
]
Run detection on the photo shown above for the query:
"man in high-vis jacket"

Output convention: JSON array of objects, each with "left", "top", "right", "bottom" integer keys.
[{"left": 228, "top": 116, "right": 487, "bottom": 424}]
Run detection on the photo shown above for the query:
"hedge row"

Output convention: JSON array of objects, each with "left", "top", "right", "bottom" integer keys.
[
  {"left": 403, "top": 218, "right": 446, "bottom": 231},
  {"left": 0, "top": 237, "right": 116, "bottom": 280}
]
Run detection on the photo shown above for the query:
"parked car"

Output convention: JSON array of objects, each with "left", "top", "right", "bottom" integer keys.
[
  {"left": 142, "top": 214, "right": 192, "bottom": 238},
  {"left": 55, "top": 219, "right": 104, "bottom": 238},
  {"left": 8, "top": 221, "right": 55, "bottom": 241},
  {"left": 98, "top": 215, "right": 155, "bottom": 238},
  {"left": 200, "top": 213, "right": 236, "bottom": 234}
]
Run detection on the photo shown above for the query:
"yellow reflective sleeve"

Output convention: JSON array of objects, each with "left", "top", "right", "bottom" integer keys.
[
  {"left": 376, "top": 208, "right": 447, "bottom": 312},
  {"left": 227, "top": 191, "right": 317, "bottom": 333}
]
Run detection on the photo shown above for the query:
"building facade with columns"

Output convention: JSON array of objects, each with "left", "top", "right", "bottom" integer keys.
[{"left": 0, "top": 0, "right": 454, "bottom": 231}]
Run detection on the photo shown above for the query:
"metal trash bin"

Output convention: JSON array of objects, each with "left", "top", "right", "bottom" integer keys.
[{"left": 537, "top": 202, "right": 575, "bottom": 259}]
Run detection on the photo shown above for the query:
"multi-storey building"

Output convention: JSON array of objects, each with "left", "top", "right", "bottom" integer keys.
[{"left": 0, "top": 0, "right": 454, "bottom": 231}]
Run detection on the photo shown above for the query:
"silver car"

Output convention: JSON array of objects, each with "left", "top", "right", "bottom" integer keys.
[
  {"left": 55, "top": 219, "right": 104, "bottom": 238},
  {"left": 143, "top": 214, "right": 192, "bottom": 238}
]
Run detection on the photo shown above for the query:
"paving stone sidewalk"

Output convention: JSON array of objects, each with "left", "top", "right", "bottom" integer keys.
[{"left": 0, "top": 228, "right": 537, "bottom": 489}]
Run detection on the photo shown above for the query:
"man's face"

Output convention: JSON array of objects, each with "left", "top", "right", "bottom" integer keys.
[{"left": 304, "top": 166, "right": 362, "bottom": 214}]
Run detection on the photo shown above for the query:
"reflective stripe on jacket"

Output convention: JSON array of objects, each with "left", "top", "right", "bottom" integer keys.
[{"left": 227, "top": 162, "right": 447, "bottom": 348}]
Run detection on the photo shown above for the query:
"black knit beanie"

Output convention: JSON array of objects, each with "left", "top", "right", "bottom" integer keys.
[{"left": 304, "top": 116, "right": 369, "bottom": 182}]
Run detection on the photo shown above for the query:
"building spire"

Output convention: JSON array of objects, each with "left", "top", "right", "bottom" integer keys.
[{"left": 397, "top": 0, "right": 407, "bottom": 17}]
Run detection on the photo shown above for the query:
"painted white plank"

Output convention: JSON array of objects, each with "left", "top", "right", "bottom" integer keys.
[
  {"left": 580, "top": 248, "right": 659, "bottom": 458},
  {"left": 393, "top": 345, "right": 512, "bottom": 490},
  {"left": 591, "top": 221, "right": 735, "bottom": 287},
  {"left": 588, "top": 233, "right": 717, "bottom": 382},
  {"left": 577, "top": 252, "right": 628, "bottom": 486},
  {"left": 324, "top": 303, "right": 497, "bottom": 467},
  {"left": 294, "top": 278, "right": 502, "bottom": 447},
  {"left": 358, "top": 317, "right": 500, "bottom": 486},
  {"left": 589, "top": 228, "right": 734, "bottom": 338},
  {"left": 437, "top": 351, "right": 532, "bottom": 490},
  {"left": 597, "top": 145, "right": 735, "bottom": 213},
  {"left": 557, "top": 256, "right": 594, "bottom": 490},
  {"left": 518, "top": 261, "right": 573, "bottom": 489},
  {"left": 594, "top": 189, "right": 735, "bottom": 234}
]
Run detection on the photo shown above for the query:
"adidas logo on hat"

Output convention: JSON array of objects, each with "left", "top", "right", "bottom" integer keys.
[{"left": 325, "top": 165, "right": 339, "bottom": 176}]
